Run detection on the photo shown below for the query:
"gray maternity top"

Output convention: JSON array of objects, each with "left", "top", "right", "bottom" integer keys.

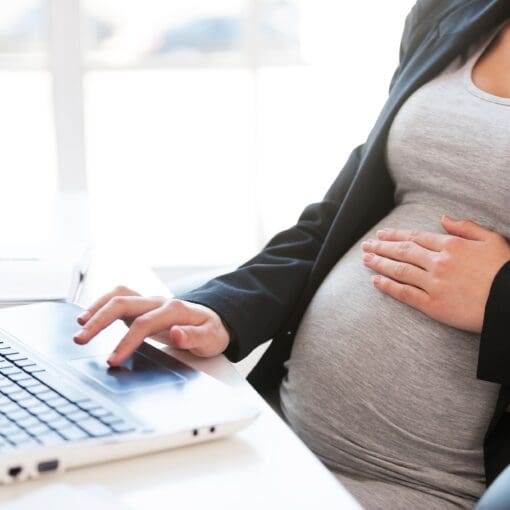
[{"left": 279, "top": 22, "right": 510, "bottom": 510}]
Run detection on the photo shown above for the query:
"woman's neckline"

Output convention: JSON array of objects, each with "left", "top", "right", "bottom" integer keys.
[{"left": 463, "top": 20, "right": 510, "bottom": 106}]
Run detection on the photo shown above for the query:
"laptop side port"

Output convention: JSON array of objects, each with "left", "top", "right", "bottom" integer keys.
[
  {"left": 37, "top": 459, "right": 59, "bottom": 473},
  {"left": 8, "top": 466, "right": 22, "bottom": 478}
]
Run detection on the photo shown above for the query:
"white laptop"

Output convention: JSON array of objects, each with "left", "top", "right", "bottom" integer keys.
[{"left": 0, "top": 302, "right": 258, "bottom": 483}]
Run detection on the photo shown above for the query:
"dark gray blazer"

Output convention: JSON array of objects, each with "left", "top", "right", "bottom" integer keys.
[{"left": 179, "top": 0, "right": 510, "bottom": 485}]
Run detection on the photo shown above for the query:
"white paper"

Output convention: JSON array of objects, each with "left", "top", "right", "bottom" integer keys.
[{"left": 0, "top": 242, "right": 89, "bottom": 303}]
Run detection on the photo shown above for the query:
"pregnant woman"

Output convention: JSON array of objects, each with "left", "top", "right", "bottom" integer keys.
[{"left": 74, "top": 1, "right": 510, "bottom": 508}]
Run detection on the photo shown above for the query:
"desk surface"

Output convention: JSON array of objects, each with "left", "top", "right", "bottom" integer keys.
[{"left": 0, "top": 248, "right": 362, "bottom": 509}]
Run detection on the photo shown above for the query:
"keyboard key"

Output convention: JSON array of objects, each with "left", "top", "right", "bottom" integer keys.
[
  {"left": 27, "top": 403, "right": 52, "bottom": 415},
  {"left": 57, "top": 403, "right": 81, "bottom": 415},
  {"left": 13, "top": 389, "right": 33, "bottom": 401},
  {"left": 36, "top": 390, "right": 62, "bottom": 403},
  {"left": 17, "top": 378, "right": 40, "bottom": 389},
  {"left": 110, "top": 421, "right": 136, "bottom": 434},
  {"left": 99, "top": 414, "right": 123, "bottom": 425},
  {"left": 1, "top": 384, "right": 25, "bottom": 396},
  {"left": 25, "top": 422, "right": 51, "bottom": 435},
  {"left": 17, "top": 416, "right": 41, "bottom": 429},
  {"left": 5, "top": 408, "right": 31, "bottom": 421},
  {"left": 38, "top": 410, "right": 62, "bottom": 423},
  {"left": 15, "top": 437, "right": 40, "bottom": 447},
  {"left": 9, "top": 372, "right": 32, "bottom": 382},
  {"left": 0, "top": 382, "right": 17, "bottom": 393},
  {"left": 0, "top": 401, "right": 21, "bottom": 414},
  {"left": 12, "top": 359, "right": 36, "bottom": 368},
  {"left": 38, "top": 430, "right": 66, "bottom": 445},
  {"left": 67, "top": 410, "right": 90, "bottom": 422},
  {"left": 27, "top": 384, "right": 53, "bottom": 395},
  {"left": 18, "top": 396, "right": 41, "bottom": 409},
  {"left": 24, "top": 365, "right": 45, "bottom": 374},
  {"left": 0, "top": 366, "right": 20, "bottom": 376},
  {"left": 0, "top": 421, "right": 23, "bottom": 436},
  {"left": 0, "top": 378, "right": 14, "bottom": 388},
  {"left": 89, "top": 407, "right": 113, "bottom": 418},
  {"left": 77, "top": 399, "right": 102, "bottom": 411},
  {"left": 8, "top": 431, "right": 32, "bottom": 444},
  {"left": 0, "top": 436, "right": 11, "bottom": 446},
  {"left": 48, "top": 416, "right": 74, "bottom": 430},
  {"left": 45, "top": 395, "right": 69, "bottom": 406},
  {"left": 77, "top": 419, "right": 112, "bottom": 437},
  {"left": 5, "top": 354, "right": 27, "bottom": 362},
  {"left": 2, "top": 430, "right": 32, "bottom": 443},
  {"left": 59, "top": 425, "right": 89, "bottom": 441}
]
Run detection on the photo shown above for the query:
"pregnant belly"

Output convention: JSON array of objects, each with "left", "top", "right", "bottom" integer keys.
[{"left": 279, "top": 202, "right": 499, "bottom": 483}]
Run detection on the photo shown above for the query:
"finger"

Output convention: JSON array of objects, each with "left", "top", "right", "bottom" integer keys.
[
  {"left": 363, "top": 253, "right": 428, "bottom": 289},
  {"left": 441, "top": 215, "right": 490, "bottom": 241},
  {"left": 77, "top": 285, "right": 139, "bottom": 325},
  {"left": 108, "top": 300, "right": 206, "bottom": 366},
  {"left": 74, "top": 296, "right": 163, "bottom": 344},
  {"left": 376, "top": 228, "right": 445, "bottom": 252},
  {"left": 372, "top": 274, "right": 429, "bottom": 311},
  {"left": 169, "top": 324, "right": 210, "bottom": 351},
  {"left": 362, "top": 239, "right": 434, "bottom": 271}
]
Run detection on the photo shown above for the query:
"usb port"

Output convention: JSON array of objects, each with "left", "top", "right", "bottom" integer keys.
[{"left": 37, "top": 459, "right": 59, "bottom": 473}]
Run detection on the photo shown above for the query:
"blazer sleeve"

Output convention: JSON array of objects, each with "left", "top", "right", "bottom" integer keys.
[
  {"left": 175, "top": 4, "right": 427, "bottom": 362},
  {"left": 176, "top": 144, "right": 363, "bottom": 361},
  {"left": 477, "top": 260, "right": 510, "bottom": 386}
]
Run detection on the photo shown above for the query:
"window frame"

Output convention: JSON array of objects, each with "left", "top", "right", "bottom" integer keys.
[{"left": 43, "top": 0, "right": 302, "bottom": 192}]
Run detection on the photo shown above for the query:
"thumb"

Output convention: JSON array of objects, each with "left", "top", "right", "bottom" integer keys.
[
  {"left": 169, "top": 324, "right": 207, "bottom": 350},
  {"left": 441, "top": 214, "right": 489, "bottom": 241}
]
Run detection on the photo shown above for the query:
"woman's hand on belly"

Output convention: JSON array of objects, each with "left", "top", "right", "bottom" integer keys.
[{"left": 360, "top": 215, "right": 510, "bottom": 333}]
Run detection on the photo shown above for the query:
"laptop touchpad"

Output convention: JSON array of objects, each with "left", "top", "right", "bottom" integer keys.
[{"left": 68, "top": 351, "right": 186, "bottom": 393}]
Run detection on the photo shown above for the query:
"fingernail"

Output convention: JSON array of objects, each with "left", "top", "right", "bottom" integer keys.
[
  {"left": 77, "top": 310, "right": 91, "bottom": 323},
  {"left": 372, "top": 275, "right": 381, "bottom": 285},
  {"left": 363, "top": 253, "right": 374, "bottom": 263},
  {"left": 443, "top": 214, "right": 455, "bottom": 222},
  {"left": 376, "top": 229, "right": 386, "bottom": 238},
  {"left": 73, "top": 330, "right": 85, "bottom": 341},
  {"left": 107, "top": 352, "right": 118, "bottom": 365},
  {"left": 362, "top": 240, "right": 372, "bottom": 251}
]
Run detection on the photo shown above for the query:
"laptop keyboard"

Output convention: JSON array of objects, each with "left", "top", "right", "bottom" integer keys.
[{"left": 0, "top": 335, "right": 136, "bottom": 452}]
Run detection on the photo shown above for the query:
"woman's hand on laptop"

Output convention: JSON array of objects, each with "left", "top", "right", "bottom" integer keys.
[{"left": 74, "top": 286, "right": 230, "bottom": 366}]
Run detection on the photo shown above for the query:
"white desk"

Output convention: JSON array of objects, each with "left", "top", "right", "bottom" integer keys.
[{"left": 0, "top": 248, "right": 362, "bottom": 509}]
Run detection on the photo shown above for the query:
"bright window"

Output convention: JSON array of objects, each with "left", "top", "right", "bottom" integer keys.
[
  {"left": 0, "top": 0, "right": 57, "bottom": 211},
  {"left": 0, "top": 1, "right": 416, "bottom": 267}
]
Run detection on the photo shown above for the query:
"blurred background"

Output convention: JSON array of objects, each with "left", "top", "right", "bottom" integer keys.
[{"left": 0, "top": 0, "right": 415, "bottom": 280}]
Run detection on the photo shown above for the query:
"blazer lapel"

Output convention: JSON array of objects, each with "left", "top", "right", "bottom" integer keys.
[{"left": 393, "top": 0, "right": 507, "bottom": 98}]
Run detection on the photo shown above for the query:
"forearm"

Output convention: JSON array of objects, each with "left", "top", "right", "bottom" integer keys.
[{"left": 176, "top": 145, "right": 364, "bottom": 361}]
